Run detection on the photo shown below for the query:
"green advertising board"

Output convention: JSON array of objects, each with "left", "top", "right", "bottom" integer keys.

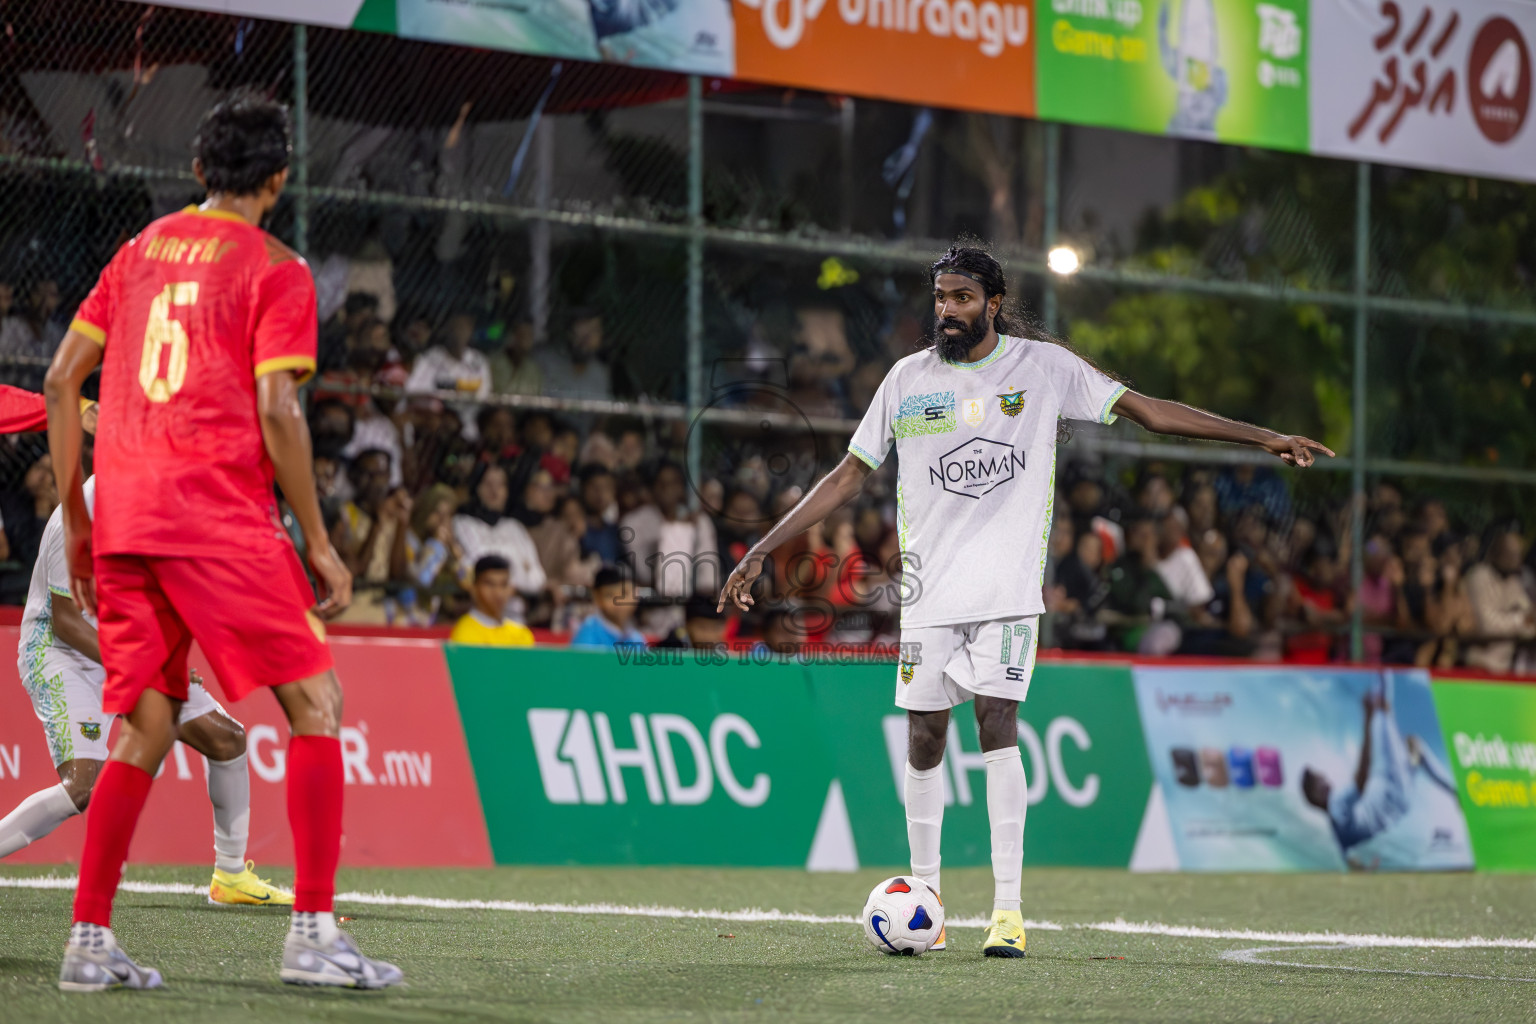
[
  {"left": 1431, "top": 680, "right": 1536, "bottom": 872},
  {"left": 1036, "top": 0, "right": 1308, "bottom": 151},
  {"left": 450, "top": 646, "right": 1152, "bottom": 869},
  {"left": 811, "top": 661, "right": 1152, "bottom": 868}
]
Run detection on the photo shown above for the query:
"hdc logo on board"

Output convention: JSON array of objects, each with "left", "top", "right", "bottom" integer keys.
[{"left": 528, "top": 709, "right": 771, "bottom": 807}]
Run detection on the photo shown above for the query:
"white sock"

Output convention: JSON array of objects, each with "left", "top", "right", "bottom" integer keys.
[
  {"left": 985, "top": 746, "right": 1026, "bottom": 913},
  {"left": 68, "top": 920, "right": 115, "bottom": 950},
  {"left": 0, "top": 783, "right": 80, "bottom": 858},
  {"left": 206, "top": 754, "right": 251, "bottom": 875},
  {"left": 290, "top": 910, "right": 340, "bottom": 945},
  {"left": 904, "top": 761, "right": 944, "bottom": 896}
]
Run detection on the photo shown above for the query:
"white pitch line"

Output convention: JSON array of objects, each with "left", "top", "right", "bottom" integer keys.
[
  {"left": 1087, "top": 918, "right": 1536, "bottom": 950},
  {"left": 1222, "top": 944, "right": 1536, "bottom": 982},
  {"left": 2, "top": 876, "right": 1534, "bottom": 950}
]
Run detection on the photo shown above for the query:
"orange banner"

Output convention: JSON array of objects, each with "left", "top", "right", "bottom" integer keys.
[{"left": 735, "top": 0, "right": 1036, "bottom": 116}]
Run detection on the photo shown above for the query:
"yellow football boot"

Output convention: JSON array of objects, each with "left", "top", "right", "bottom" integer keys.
[
  {"left": 209, "top": 860, "right": 294, "bottom": 906},
  {"left": 982, "top": 909, "right": 1026, "bottom": 958}
]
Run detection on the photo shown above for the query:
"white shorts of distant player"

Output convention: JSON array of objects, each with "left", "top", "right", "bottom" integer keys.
[
  {"left": 18, "top": 651, "right": 227, "bottom": 767},
  {"left": 895, "top": 615, "right": 1040, "bottom": 711}
]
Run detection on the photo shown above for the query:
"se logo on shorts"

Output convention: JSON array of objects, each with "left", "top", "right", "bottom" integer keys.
[
  {"left": 899, "top": 662, "right": 916, "bottom": 684},
  {"left": 78, "top": 721, "right": 101, "bottom": 741}
]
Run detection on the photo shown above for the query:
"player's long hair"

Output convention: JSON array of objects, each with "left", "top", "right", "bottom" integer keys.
[{"left": 928, "top": 241, "right": 1128, "bottom": 443}]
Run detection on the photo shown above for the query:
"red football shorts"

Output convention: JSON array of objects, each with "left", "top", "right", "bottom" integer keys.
[{"left": 95, "top": 547, "right": 334, "bottom": 713}]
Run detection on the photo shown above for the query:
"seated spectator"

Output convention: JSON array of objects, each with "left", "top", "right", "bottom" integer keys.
[
  {"left": 555, "top": 494, "right": 601, "bottom": 589},
  {"left": 655, "top": 595, "right": 730, "bottom": 649},
  {"left": 1105, "top": 517, "right": 1180, "bottom": 655},
  {"left": 1178, "top": 530, "right": 1258, "bottom": 657},
  {"left": 1136, "top": 473, "right": 1175, "bottom": 517},
  {"left": 520, "top": 411, "right": 556, "bottom": 454},
  {"left": 1155, "top": 507, "right": 1213, "bottom": 610},
  {"left": 1419, "top": 499, "right": 1455, "bottom": 552},
  {"left": 336, "top": 451, "right": 412, "bottom": 623},
  {"left": 1464, "top": 528, "right": 1536, "bottom": 673},
  {"left": 0, "top": 450, "right": 55, "bottom": 603},
  {"left": 543, "top": 426, "right": 580, "bottom": 485},
  {"left": 571, "top": 566, "right": 646, "bottom": 649},
  {"left": 405, "top": 482, "right": 464, "bottom": 623},
  {"left": 449, "top": 555, "right": 535, "bottom": 647},
  {"left": 1357, "top": 535, "right": 1399, "bottom": 662},
  {"left": 1389, "top": 529, "right": 1448, "bottom": 665},
  {"left": 717, "top": 488, "right": 765, "bottom": 576},
  {"left": 342, "top": 392, "right": 405, "bottom": 490},
  {"left": 537, "top": 308, "right": 611, "bottom": 400},
  {"left": 621, "top": 460, "right": 719, "bottom": 599},
  {"left": 405, "top": 311, "right": 491, "bottom": 434},
  {"left": 0, "top": 278, "right": 64, "bottom": 366},
  {"left": 488, "top": 316, "right": 542, "bottom": 396},
  {"left": 1053, "top": 529, "right": 1110, "bottom": 649},
  {"left": 1286, "top": 546, "right": 1348, "bottom": 663},
  {"left": 517, "top": 466, "right": 587, "bottom": 592},
  {"left": 578, "top": 464, "right": 622, "bottom": 565},
  {"left": 1214, "top": 464, "right": 1291, "bottom": 526},
  {"left": 453, "top": 462, "right": 546, "bottom": 608},
  {"left": 476, "top": 406, "right": 521, "bottom": 465},
  {"left": 318, "top": 290, "right": 379, "bottom": 373}
]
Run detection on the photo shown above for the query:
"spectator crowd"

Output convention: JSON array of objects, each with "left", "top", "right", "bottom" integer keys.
[{"left": 0, "top": 278, "right": 1531, "bottom": 671}]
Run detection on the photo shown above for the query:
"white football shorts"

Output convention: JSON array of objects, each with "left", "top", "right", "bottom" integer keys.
[
  {"left": 19, "top": 651, "right": 229, "bottom": 767},
  {"left": 895, "top": 615, "right": 1040, "bottom": 711}
]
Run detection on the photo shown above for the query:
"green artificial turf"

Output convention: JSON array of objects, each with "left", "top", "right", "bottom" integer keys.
[{"left": 2, "top": 864, "right": 1534, "bottom": 1022}]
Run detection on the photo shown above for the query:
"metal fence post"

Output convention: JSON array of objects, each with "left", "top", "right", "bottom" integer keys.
[
  {"left": 1350, "top": 161, "right": 1371, "bottom": 662},
  {"left": 1042, "top": 122, "right": 1060, "bottom": 334},
  {"left": 293, "top": 23, "right": 309, "bottom": 256},
  {"left": 686, "top": 75, "right": 705, "bottom": 500}
]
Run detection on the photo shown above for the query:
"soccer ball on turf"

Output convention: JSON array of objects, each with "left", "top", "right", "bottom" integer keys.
[{"left": 861, "top": 876, "right": 945, "bottom": 956}]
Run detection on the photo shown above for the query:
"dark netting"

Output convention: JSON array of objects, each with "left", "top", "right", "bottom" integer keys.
[{"left": 0, "top": 1, "right": 1531, "bottom": 671}]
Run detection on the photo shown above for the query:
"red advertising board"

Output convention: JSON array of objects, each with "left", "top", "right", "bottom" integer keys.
[{"left": 0, "top": 631, "right": 491, "bottom": 867}]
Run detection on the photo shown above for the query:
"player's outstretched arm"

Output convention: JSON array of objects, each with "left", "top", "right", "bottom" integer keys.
[
  {"left": 43, "top": 330, "right": 104, "bottom": 616},
  {"left": 1111, "top": 390, "right": 1335, "bottom": 468},
  {"left": 257, "top": 368, "right": 353, "bottom": 619},
  {"left": 717, "top": 453, "right": 873, "bottom": 612}
]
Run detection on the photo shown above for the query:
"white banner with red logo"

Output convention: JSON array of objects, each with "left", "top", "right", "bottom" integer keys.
[{"left": 1312, "top": 0, "right": 1535, "bottom": 180}]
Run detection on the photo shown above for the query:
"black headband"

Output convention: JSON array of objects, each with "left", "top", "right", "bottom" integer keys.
[{"left": 932, "top": 266, "right": 996, "bottom": 292}]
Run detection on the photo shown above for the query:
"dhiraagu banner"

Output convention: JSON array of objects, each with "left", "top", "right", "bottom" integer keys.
[
  {"left": 1036, "top": 0, "right": 1309, "bottom": 150},
  {"left": 1431, "top": 679, "right": 1536, "bottom": 872}
]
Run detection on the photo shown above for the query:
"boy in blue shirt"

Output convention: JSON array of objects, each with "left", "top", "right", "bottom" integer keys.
[{"left": 571, "top": 566, "right": 647, "bottom": 650}]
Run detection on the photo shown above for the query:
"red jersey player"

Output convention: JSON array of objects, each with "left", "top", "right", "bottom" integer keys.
[{"left": 43, "top": 94, "right": 401, "bottom": 992}]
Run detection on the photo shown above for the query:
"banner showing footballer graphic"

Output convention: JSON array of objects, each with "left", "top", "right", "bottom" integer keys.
[
  {"left": 1133, "top": 666, "right": 1473, "bottom": 872},
  {"left": 1036, "top": 0, "right": 1309, "bottom": 150},
  {"left": 391, "top": 0, "right": 734, "bottom": 75},
  {"left": 1431, "top": 679, "right": 1536, "bottom": 872}
]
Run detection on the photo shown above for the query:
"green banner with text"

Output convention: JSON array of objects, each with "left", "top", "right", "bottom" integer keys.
[
  {"left": 1036, "top": 0, "right": 1308, "bottom": 150},
  {"left": 448, "top": 647, "right": 1152, "bottom": 869},
  {"left": 1431, "top": 679, "right": 1536, "bottom": 872}
]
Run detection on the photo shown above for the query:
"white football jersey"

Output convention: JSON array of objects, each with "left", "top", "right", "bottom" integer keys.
[
  {"left": 848, "top": 336, "right": 1126, "bottom": 628},
  {"left": 18, "top": 476, "right": 100, "bottom": 679}
]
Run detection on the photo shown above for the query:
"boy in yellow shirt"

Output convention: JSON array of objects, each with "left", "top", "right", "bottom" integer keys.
[{"left": 449, "top": 555, "right": 536, "bottom": 646}]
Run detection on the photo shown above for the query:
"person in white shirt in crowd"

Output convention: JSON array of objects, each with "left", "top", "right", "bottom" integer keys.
[
  {"left": 1156, "top": 505, "right": 1215, "bottom": 610},
  {"left": 620, "top": 459, "right": 718, "bottom": 601},
  {"left": 453, "top": 462, "right": 545, "bottom": 619},
  {"left": 405, "top": 312, "right": 491, "bottom": 438},
  {"left": 1463, "top": 527, "right": 1536, "bottom": 673}
]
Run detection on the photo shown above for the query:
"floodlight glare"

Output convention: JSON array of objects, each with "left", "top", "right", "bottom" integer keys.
[{"left": 1047, "top": 246, "right": 1081, "bottom": 275}]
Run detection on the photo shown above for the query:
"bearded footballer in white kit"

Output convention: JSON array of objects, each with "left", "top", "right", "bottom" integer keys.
[{"left": 718, "top": 244, "right": 1332, "bottom": 957}]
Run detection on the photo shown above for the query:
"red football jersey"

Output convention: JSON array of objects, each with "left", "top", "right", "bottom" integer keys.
[{"left": 70, "top": 206, "right": 317, "bottom": 558}]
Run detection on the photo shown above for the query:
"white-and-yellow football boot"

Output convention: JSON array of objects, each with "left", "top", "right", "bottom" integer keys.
[
  {"left": 209, "top": 860, "right": 295, "bottom": 906},
  {"left": 982, "top": 909, "right": 1026, "bottom": 958}
]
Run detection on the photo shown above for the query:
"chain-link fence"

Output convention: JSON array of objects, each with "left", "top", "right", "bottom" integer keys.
[{"left": 2, "top": 2, "right": 1534, "bottom": 670}]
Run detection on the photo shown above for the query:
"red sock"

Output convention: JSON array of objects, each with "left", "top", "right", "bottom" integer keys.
[
  {"left": 287, "top": 735, "right": 343, "bottom": 913},
  {"left": 72, "top": 760, "right": 153, "bottom": 927}
]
